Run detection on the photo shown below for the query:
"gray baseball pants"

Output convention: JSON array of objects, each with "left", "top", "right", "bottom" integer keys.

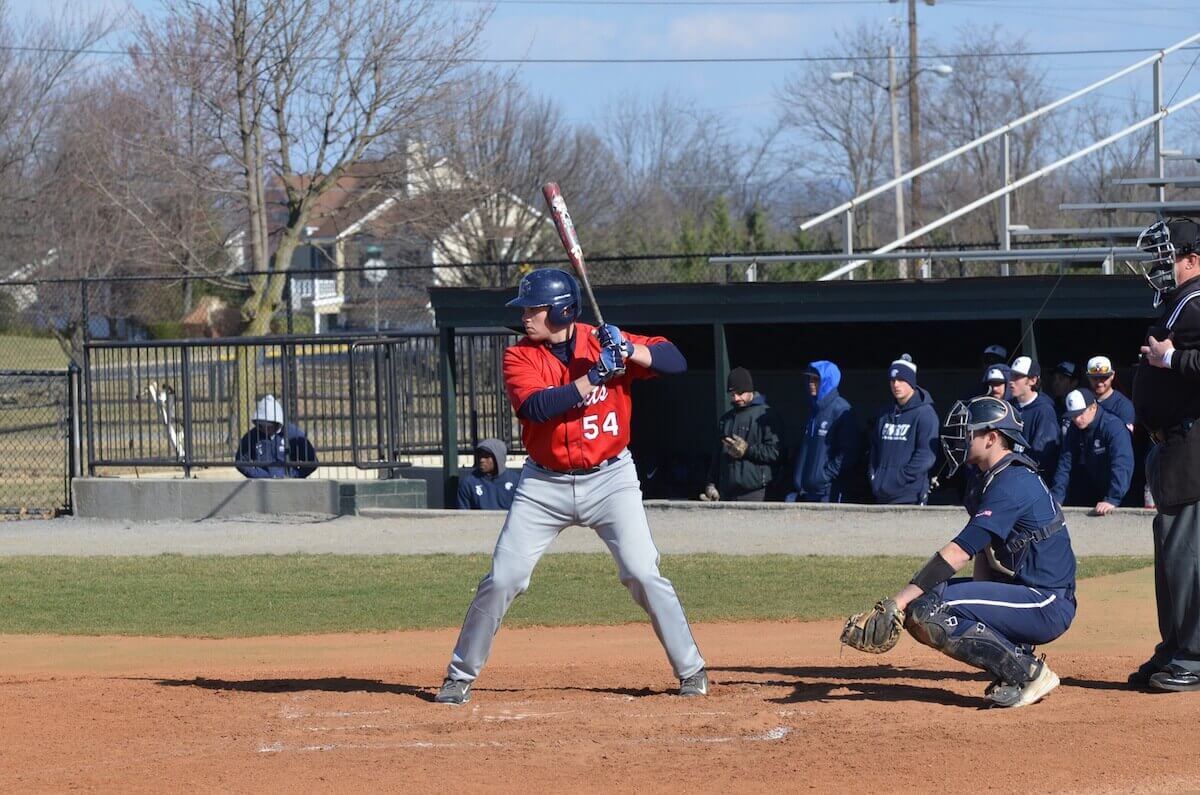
[{"left": 446, "top": 451, "right": 705, "bottom": 682}]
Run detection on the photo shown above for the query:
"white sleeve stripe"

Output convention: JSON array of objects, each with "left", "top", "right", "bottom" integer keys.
[
  {"left": 1167, "top": 291, "right": 1200, "bottom": 329},
  {"left": 945, "top": 593, "right": 1057, "bottom": 610}
]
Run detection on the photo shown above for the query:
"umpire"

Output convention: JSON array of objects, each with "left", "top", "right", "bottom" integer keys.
[{"left": 1130, "top": 216, "right": 1200, "bottom": 691}]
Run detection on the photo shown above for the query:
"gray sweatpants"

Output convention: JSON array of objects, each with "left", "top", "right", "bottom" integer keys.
[
  {"left": 446, "top": 451, "right": 705, "bottom": 682},
  {"left": 1152, "top": 499, "right": 1200, "bottom": 671}
]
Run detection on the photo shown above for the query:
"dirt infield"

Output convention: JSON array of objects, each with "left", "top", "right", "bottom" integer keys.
[{"left": 3, "top": 567, "right": 1200, "bottom": 792}]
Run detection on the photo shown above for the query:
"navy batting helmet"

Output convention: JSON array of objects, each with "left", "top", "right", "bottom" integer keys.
[
  {"left": 506, "top": 268, "right": 580, "bottom": 327},
  {"left": 941, "top": 396, "right": 1029, "bottom": 476}
]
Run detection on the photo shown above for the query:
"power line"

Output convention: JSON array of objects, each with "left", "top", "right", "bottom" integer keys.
[{"left": 3, "top": 42, "right": 1199, "bottom": 65}]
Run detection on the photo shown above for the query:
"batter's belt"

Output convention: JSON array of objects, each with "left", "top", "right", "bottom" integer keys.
[{"left": 531, "top": 455, "right": 622, "bottom": 476}]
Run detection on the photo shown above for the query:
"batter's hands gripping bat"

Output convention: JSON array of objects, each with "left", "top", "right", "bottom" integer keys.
[{"left": 541, "top": 182, "right": 604, "bottom": 326}]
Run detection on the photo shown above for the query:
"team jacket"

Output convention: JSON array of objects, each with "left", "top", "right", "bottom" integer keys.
[
  {"left": 503, "top": 322, "right": 662, "bottom": 471},
  {"left": 793, "top": 361, "right": 859, "bottom": 501},
  {"left": 869, "top": 387, "right": 939, "bottom": 505},
  {"left": 956, "top": 453, "right": 1076, "bottom": 592},
  {"left": 235, "top": 424, "right": 318, "bottom": 479},
  {"left": 1051, "top": 405, "right": 1133, "bottom": 506},
  {"left": 1011, "top": 392, "right": 1061, "bottom": 476},
  {"left": 708, "top": 393, "right": 784, "bottom": 498},
  {"left": 1097, "top": 389, "right": 1135, "bottom": 431},
  {"left": 1134, "top": 275, "right": 1200, "bottom": 508},
  {"left": 456, "top": 439, "right": 522, "bottom": 510}
]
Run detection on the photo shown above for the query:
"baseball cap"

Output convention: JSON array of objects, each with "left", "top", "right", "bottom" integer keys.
[
  {"left": 983, "top": 365, "right": 1010, "bottom": 385},
  {"left": 1054, "top": 361, "right": 1077, "bottom": 378},
  {"left": 1011, "top": 356, "right": 1040, "bottom": 378},
  {"left": 1087, "top": 355, "right": 1114, "bottom": 378},
  {"left": 983, "top": 344, "right": 1008, "bottom": 359},
  {"left": 1064, "top": 388, "right": 1097, "bottom": 419}
]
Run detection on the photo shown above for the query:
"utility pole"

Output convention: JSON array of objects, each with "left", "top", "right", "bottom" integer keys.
[
  {"left": 888, "top": 46, "right": 907, "bottom": 279},
  {"left": 906, "top": 0, "right": 927, "bottom": 232}
]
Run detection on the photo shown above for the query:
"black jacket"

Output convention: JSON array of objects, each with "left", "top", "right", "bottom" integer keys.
[
  {"left": 709, "top": 393, "right": 784, "bottom": 498},
  {"left": 1134, "top": 274, "right": 1200, "bottom": 508}
]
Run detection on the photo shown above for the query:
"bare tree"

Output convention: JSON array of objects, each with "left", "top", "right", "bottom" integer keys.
[
  {"left": 923, "top": 27, "right": 1051, "bottom": 246},
  {"left": 133, "top": 0, "right": 489, "bottom": 334},
  {"left": 409, "top": 74, "right": 619, "bottom": 287},
  {"left": 777, "top": 22, "right": 892, "bottom": 248}
]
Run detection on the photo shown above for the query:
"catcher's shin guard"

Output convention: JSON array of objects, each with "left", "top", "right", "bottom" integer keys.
[{"left": 904, "top": 592, "right": 1037, "bottom": 686}]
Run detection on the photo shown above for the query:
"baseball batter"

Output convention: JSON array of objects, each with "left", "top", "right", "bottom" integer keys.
[{"left": 435, "top": 268, "right": 706, "bottom": 705}]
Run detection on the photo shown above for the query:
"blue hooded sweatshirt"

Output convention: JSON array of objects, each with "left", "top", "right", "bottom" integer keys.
[
  {"left": 1011, "top": 391, "right": 1061, "bottom": 476},
  {"left": 870, "top": 386, "right": 939, "bottom": 504},
  {"left": 793, "top": 361, "right": 859, "bottom": 501},
  {"left": 457, "top": 438, "right": 522, "bottom": 510},
  {"left": 1051, "top": 404, "right": 1133, "bottom": 506}
]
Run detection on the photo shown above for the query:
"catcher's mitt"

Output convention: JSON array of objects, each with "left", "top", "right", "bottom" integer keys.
[{"left": 840, "top": 598, "right": 905, "bottom": 653}]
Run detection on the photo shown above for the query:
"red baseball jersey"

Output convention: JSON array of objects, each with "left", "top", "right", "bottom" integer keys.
[{"left": 503, "top": 322, "right": 666, "bottom": 471}]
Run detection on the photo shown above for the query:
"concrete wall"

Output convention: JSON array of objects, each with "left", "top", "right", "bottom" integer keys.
[{"left": 73, "top": 477, "right": 425, "bottom": 521}]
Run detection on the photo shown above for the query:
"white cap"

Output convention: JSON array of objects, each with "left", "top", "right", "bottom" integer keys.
[
  {"left": 1086, "top": 355, "right": 1114, "bottom": 377},
  {"left": 1065, "top": 388, "right": 1096, "bottom": 418},
  {"left": 252, "top": 394, "right": 285, "bottom": 425},
  {"left": 1011, "top": 356, "right": 1036, "bottom": 377},
  {"left": 983, "top": 344, "right": 1008, "bottom": 359},
  {"left": 985, "top": 366, "right": 1007, "bottom": 384}
]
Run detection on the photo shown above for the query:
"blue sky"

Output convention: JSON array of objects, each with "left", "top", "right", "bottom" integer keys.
[{"left": 13, "top": 0, "right": 1200, "bottom": 144}]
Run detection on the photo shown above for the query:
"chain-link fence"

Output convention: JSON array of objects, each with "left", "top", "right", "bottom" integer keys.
[{"left": 0, "top": 370, "right": 75, "bottom": 517}]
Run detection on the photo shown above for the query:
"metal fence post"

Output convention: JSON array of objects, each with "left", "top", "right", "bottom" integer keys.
[
  {"left": 1000, "top": 132, "right": 1012, "bottom": 278},
  {"left": 439, "top": 326, "right": 458, "bottom": 508},
  {"left": 179, "top": 346, "right": 194, "bottom": 478},
  {"left": 843, "top": 209, "right": 855, "bottom": 281},
  {"left": 1153, "top": 55, "right": 1166, "bottom": 204}
]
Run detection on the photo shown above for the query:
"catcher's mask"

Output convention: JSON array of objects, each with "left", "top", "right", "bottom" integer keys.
[
  {"left": 941, "top": 396, "right": 1029, "bottom": 477},
  {"left": 1128, "top": 218, "right": 1200, "bottom": 307}
]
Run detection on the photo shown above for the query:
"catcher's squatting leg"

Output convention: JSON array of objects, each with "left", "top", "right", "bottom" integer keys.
[
  {"left": 446, "top": 452, "right": 704, "bottom": 683},
  {"left": 905, "top": 579, "right": 1075, "bottom": 686}
]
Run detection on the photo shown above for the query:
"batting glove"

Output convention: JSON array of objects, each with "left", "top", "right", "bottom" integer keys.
[
  {"left": 596, "top": 324, "right": 634, "bottom": 359},
  {"left": 587, "top": 343, "right": 626, "bottom": 385}
]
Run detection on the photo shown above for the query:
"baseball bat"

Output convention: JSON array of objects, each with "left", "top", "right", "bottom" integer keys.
[{"left": 541, "top": 182, "right": 604, "bottom": 326}]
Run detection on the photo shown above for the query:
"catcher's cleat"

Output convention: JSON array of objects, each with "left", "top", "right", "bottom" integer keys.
[
  {"left": 984, "top": 678, "right": 1022, "bottom": 708},
  {"left": 679, "top": 669, "right": 709, "bottom": 697},
  {"left": 435, "top": 677, "right": 472, "bottom": 705},
  {"left": 1011, "top": 659, "right": 1060, "bottom": 708}
]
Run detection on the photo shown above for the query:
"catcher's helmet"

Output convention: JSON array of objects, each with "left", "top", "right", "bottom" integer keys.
[
  {"left": 506, "top": 268, "right": 580, "bottom": 327},
  {"left": 1130, "top": 217, "right": 1200, "bottom": 306},
  {"left": 941, "top": 396, "right": 1029, "bottom": 476}
]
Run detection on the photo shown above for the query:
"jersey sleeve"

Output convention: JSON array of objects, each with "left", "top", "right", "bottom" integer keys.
[
  {"left": 503, "top": 346, "right": 554, "bottom": 413},
  {"left": 952, "top": 480, "right": 1023, "bottom": 556},
  {"left": 622, "top": 329, "right": 670, "bottom": 381}
]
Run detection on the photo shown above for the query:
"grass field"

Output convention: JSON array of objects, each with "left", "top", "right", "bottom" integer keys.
[
  {"left": 0, "top": 554, "right": 1151, "bottom": 637},
  {"left": 0, "top": 335, "right": 69, "bottom": 370}
]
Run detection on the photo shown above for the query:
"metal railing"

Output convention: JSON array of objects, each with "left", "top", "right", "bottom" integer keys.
[
  {"left": 83, "top": 331, "right": 520, "bottom": 475},
  {"left": 790, "top": 31, "right": 1200, "bottom": 281}
]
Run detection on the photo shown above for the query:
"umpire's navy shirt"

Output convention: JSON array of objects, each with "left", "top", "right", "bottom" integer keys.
[{"left": 954, "top": 460, "right": 1076, "bottom": 591}]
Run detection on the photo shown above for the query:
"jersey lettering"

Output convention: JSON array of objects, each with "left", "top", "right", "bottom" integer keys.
[{"left": 881, "top": 422, "right": 912, "bottom": 441}]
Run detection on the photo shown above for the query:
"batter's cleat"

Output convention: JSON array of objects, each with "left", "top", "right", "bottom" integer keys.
[
  {"left": 435, "top": 678, "right": 472, "bottom": 705},
  {"left": 1010, "top": 659, "right": 1060, "bottom": 708},
  {"left": 678, "top": 669, "right": 709, "bottom": 697},
  {"left": 1149, "top": 664, "right": 1200, "bottom": 692}
]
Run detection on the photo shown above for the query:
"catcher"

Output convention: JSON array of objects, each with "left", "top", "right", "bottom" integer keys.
[{"left": 842, "top": 396, "right": 1077, "bottom": 708}]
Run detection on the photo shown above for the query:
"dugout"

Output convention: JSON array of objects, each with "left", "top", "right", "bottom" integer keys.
[{"left": 430, "top": 275, "right": 1157, "bottom": 505}]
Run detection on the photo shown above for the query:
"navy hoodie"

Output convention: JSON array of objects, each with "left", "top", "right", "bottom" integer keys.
[
  {"left": 1051, "top": 405, "right": 1133, "bottom": 506},
  {"left": 870, "top": 386, "right": 939, "bottom": 504},
  {"left": 1011, "top": 391, "right": 1061, "bottom": 476},
  {"left": 793, "top": 361, "right": 859, "bottom": 501},
  {"left": 457, "top": 438, "right": 522, "bottom": 510},
  {"left": 1097, "top": 389, "right": 1135, "bottom": 431},
  {"left": 235, "top": 423, "right": 317, "bottom": 478}
]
